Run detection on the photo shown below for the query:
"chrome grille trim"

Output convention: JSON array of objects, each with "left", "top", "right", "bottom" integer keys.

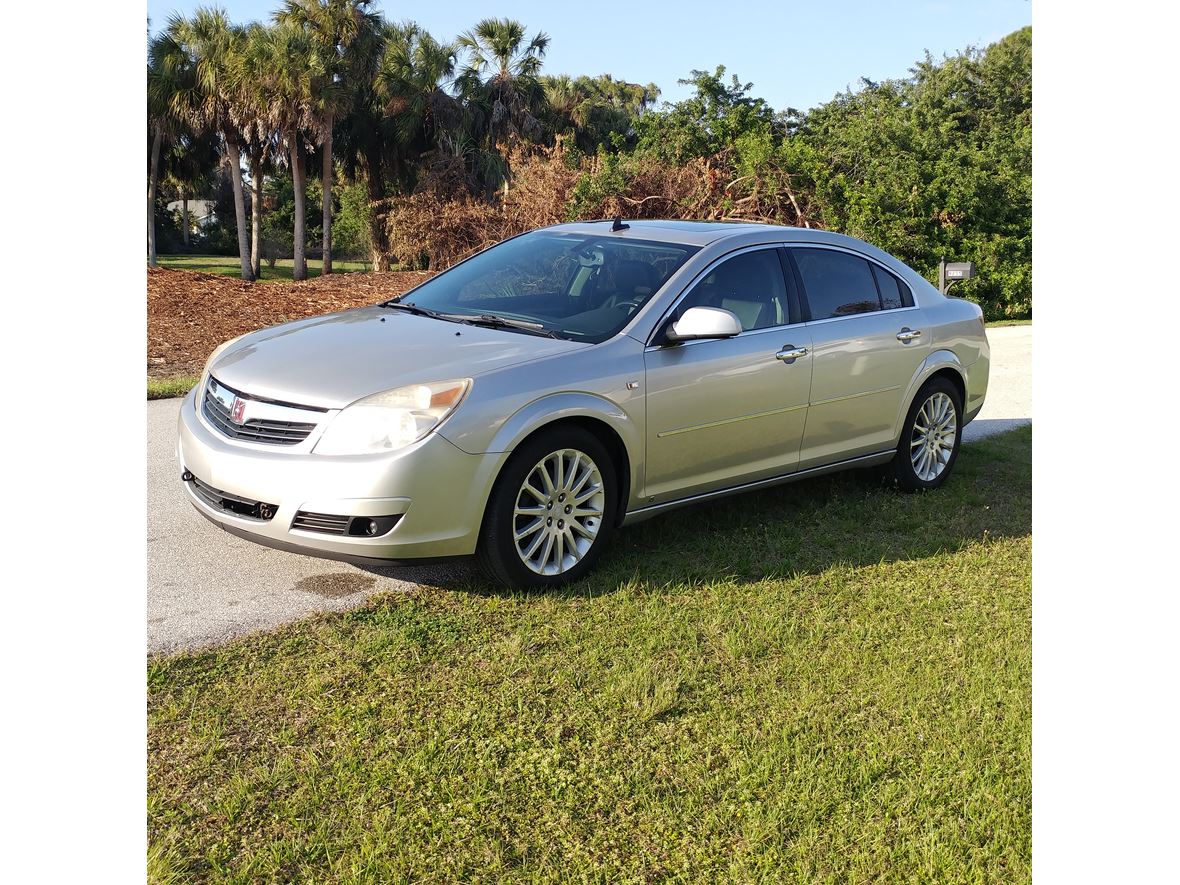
[{"left": 203, "top": 376, "right": 323, "bottom": 446}]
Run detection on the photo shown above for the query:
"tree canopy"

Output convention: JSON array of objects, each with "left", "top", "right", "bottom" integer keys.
[{"left": 148, "top": 10, "right": 1031, "bottom": 317}]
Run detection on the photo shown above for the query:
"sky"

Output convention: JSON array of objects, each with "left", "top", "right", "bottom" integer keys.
[{"left": 145, "top": 0, "right": 1031, "bottom": 112}]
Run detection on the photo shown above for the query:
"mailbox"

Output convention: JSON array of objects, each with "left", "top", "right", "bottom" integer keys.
[{"left": 939, "top": 259, "right": 977, "bottom": 294}]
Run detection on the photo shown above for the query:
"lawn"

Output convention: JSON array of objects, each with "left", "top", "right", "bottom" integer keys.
[
  {"left": 148, "top": 426, "right": 1031, "bottom": 883},
  {"left": 148, "top": 375, "right": 200, "bottom": 400},
  {"left": 156, "top": 254, "right": 372, "bottom": 281}
]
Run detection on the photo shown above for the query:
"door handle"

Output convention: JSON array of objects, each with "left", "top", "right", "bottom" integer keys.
[
  {"left": 776, "top": 346, "right": 808, "bottom": 362},
  {"left": 896, "top": 327, "right": 923, "bottom": 342}
]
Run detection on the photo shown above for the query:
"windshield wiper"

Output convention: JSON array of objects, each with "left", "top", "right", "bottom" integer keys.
[
  {"left": 447, "top": 313, "right": 563, "bottom": 339},
  {"left": 377, "top": 300, "right": 451, "bottom": 320},
  {"left": 381, "top": 301, "right": 562, "bottom": 338}
]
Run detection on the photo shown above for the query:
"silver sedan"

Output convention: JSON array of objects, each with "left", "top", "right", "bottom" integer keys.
[{"left": 178, "top": 221, "right": 989, "bottom": 587}]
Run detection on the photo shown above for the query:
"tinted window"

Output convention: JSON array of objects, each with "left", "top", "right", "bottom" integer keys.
[
  {"left": 403, "top": 231, "right": 698, "bottom": 343},
  {"left": 679, "top": 249, "right": 789, "bottom": 331},
  {"left": 793, "top": 249, "right": 881, "bottom": 319},
  {"left": 871, "top": 264, "right": 906, "bottom": 310}
]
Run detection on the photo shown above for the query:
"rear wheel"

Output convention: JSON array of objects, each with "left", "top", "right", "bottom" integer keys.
[
  {"left": 890, "top": 377, "right": 962, "bottom": 491},
  {"left": 476, "top": 427, "right": 617, "bottom": 588}
]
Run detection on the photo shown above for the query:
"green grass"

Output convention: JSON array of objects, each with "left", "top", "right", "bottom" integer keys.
[
  {"left": 986, "top": 318, "right": 1032, "bottom": 327},
  {"left": 148, "top": 375, "right": 200, "bottom": 400},
  {"left": 148, "top": 427, "right": 1031, "bottom": 883},
  {"left": 156, "top": 254, "right": 371, "bottom": 281}
]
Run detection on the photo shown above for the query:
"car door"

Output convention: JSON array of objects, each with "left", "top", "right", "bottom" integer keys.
[
  {"left": 787, "top": 246, "right": 931, "bottom": 468},
  {"left": 642, "top": 246, "right": 813, "bottom": 502}
]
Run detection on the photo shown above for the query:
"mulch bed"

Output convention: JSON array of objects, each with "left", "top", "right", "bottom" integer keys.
[{"left": 147, "top": 267, "right": 436, "bottom": 378}]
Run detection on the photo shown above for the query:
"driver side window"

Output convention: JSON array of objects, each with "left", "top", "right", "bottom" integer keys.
[{"left": 680, "top": 249, "right": 790, "bottom": 331}]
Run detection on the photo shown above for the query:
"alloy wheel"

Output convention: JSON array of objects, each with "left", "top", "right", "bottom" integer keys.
[
  {"left": 513, "top": 449, "right": 606, "bottom": 576},
  {"left": 910, "top": 391, "right": 958, "bottom": 482}
]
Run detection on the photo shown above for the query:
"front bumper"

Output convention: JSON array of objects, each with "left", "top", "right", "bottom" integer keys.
[{"left": 177, "top": 387, "right": 507, "bottom": 562}]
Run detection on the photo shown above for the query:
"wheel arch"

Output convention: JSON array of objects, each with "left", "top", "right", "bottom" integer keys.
[
  {"left": 480, "top": 393, "right": 640, "bottom": 528},
  {"left": 893, "top": 351, "right": 968, "bottom": 444},
  {"left": 511, "top": 417, "right": 633, "bottom": 528}
]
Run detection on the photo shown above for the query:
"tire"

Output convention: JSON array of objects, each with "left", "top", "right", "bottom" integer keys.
[
  {"left": 476, "top": 426, "right": 618, "bottom": 589},
  {"left": 889, "top": 376, "right": 963, "bottom": 491}
]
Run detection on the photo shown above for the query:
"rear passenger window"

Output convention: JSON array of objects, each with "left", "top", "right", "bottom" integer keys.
[
  {"left": 871, "top": 264, "right": 906, "bottom": 310},
  {"left": 793, "top": 249, "right": 880, "bottom": 319}
]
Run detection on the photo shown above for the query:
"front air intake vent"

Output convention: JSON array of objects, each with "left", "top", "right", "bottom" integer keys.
[
  {"left": 292, "top": 511, "right": 352, "bottom": 535},
  {"left": 185, "top": 472, "right": 277, "bottom": 521},
  {"left": 292, "top": 511, "right": 402, "bottom": 537}
]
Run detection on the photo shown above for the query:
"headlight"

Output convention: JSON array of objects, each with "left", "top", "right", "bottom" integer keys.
[{"left": 313, "top": 379, "right": 471, "bottom": 456}]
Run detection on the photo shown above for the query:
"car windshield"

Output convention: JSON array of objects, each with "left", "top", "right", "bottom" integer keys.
[{"left": 394, "top": 230, "right": 699, "bottom": 343}]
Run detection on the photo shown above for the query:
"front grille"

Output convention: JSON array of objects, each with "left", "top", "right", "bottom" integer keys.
[
  {"left": 186, "top": 472, "right": 277, "bottom": 521},
  {"left": 202, "top": 378, "right": 321, "bottom": 446},
  {"left": 292, "top": 511, "right": 351, "bottom": 535}
]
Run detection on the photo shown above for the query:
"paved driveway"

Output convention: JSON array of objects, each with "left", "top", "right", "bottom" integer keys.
[
  {"left": 147, "top": 324, "right": 1031, "bottom": 655},
  {"left": 961, "top": 325, "right": 1032, "bottom": 443}
]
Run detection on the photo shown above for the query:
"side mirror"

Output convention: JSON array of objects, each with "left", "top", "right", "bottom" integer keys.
[{"left": 665, "top": 306, "right": 743, "bottom": 343}]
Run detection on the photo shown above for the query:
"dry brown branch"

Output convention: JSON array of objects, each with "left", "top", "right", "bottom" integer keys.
[{"left": 381, "top": 143, "right": 821, "bottom": 269}]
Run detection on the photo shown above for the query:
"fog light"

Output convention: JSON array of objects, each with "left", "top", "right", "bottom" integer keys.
[{"left": 345, "top": 514, "right": 402, "bottom": 537}]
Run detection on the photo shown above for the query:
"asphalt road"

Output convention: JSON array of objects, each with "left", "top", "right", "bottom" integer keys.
[{"left": 147, "top": 324, "right": 1031, "bottom": 655}]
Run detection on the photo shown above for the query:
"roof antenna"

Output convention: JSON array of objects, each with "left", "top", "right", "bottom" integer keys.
[{"left": 611, "top": 216, "right": 629, "bottom": 232}]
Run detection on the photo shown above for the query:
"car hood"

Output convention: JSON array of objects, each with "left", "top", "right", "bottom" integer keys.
[{"left": 208, "top": 306, "right": 588, "bottom": 409}]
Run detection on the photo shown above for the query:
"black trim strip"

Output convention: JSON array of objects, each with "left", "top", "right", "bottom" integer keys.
[
  {"left": 207, "top": 376, "right": 329, "bottom": 413},
  {"left": 186, "top": 473, "right": 277, "bottom": 522},
  {"left": 623, "top": 449, "right": 896, "bottom": 523}
]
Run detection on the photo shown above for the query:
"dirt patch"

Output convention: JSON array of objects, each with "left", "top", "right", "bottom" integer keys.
[
  {"left": 147, "top": 267, "right": 436, "bottom": 378},
  {"left": 294, "top": 572, "right": 377, "bottom": 599}
]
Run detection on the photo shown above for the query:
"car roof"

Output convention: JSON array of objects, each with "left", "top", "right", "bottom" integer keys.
[
  {"left": 540, "top": 219, "right": 933, "bottom": 300},
  {"left": 541, "top": 219, "right": 879, "bottom": 251},
  {"left": 542, "top": 219, "right": 777, "bottom": 246}
]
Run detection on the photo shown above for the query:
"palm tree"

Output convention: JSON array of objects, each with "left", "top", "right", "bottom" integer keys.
[
  {"left": 161, "top": 9, "right": 256, "bottom": 280},
  {"left": 244, "top": 138, "right": 277, "bottom": 279},
  {"left": 540, "top": 74, "right": 579, "bottom": 134},
  {"left": 241, "top": 21, "right": 317, "bottom": 279},
  {"left": 236, "top": 23, "right": 282, "bottom": 278},
  {"left": 148, "top": 30, "right": 191, "bottom": 267},
  {"left": 380, "top": 25, "right": 459, "bottom": 152},
  {"left": 334, "top": 21, "right": 392, "bottom": 269},
  {"left": 334, "top": 22, "right": 457, "bottom": 270},
  {"left": 147, "top": 89, "right": 167, "bottom": 267},
  {"left": 541, "top": 74, "right": 659, "bottom": 153},
  {"left": 456, "top": 17, "right": 550, "bottom": 164},
  {"left": 276, "top": 0, "right": 382, "bottom": 274},
  {"left": 376, "top": 25, "right": 462, "bottom": 263}
]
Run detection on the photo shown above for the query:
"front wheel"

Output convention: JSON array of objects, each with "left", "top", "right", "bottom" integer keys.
[
  {"left": 890, "top": 378, "right": 963, "bottom": 491},
  {"left": 476, "top": 427, "right": 618, "bottom": 588}
]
